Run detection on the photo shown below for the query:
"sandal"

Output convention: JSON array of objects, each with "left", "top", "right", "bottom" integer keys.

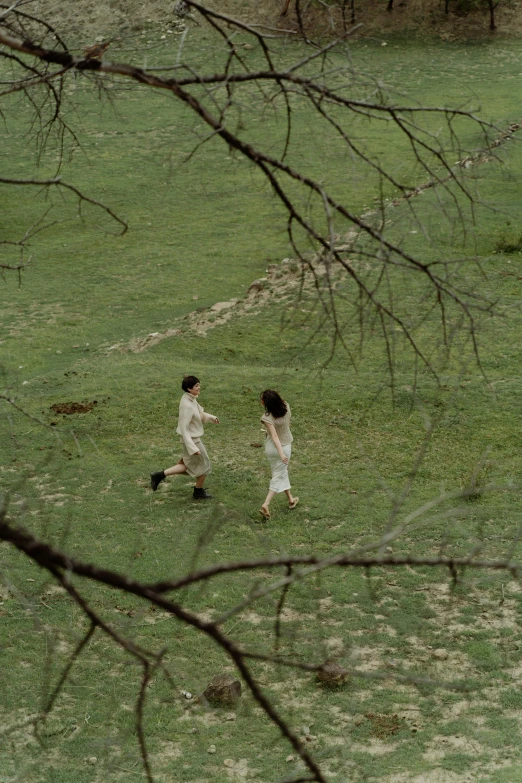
[
  {"left": 288, "top": 497, "right": 299, "bottom": 510},
  {"left": 259, "top": 506, "right": 271, "bottom": 520}
]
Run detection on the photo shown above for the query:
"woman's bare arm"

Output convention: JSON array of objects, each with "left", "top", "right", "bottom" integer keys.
[{"left": 264, "top": 421, "right": 288, "bottom": 464}]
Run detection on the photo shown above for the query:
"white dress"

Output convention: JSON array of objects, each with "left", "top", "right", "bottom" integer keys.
[{"left": 261, "top": 406, "right": 293, "bottom": 493}]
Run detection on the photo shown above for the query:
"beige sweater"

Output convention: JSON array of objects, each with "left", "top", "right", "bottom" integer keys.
[
  {"left": 261, "top": 404, "right": 293, "bottom": 446},
  {"left": 176, "top": 392, "right": 215, "bottom": 455}
]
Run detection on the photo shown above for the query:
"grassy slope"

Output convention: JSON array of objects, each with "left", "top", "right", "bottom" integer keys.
[{"left": 2, "top": 33, "right": 522, "bottom": 783}]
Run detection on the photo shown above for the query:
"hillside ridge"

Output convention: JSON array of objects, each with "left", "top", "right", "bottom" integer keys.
[{"left": 34, "top": 0, "right": 522, "bottom": 41}]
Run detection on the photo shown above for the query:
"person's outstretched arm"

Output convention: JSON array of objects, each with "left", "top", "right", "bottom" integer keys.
[{"left": 200, "top": 407, "right": 220, "bottom": 425}]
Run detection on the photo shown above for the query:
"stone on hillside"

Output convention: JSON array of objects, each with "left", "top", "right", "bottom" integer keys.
[
  {"left": 210, "top": 299, "right": 237, "bottom": 312},
  {"left": 174, "top": 0, "right": 189, "bottom": 16},
  {"left": 247, "top": 277, "right": 267, "bottom": 295},
  {"left": 432, "top": 648, "right": 449, "bottom": 661},
  {"left": 201, "top": 674, "right": 242, "bottom": 707},
  {"left": 316, "top": 662, "right": 351, "bottom": 687}
]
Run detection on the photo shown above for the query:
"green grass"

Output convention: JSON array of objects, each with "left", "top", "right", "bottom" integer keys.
[{"left": 3, "top": 27, "right": 522, "bottom": 783}]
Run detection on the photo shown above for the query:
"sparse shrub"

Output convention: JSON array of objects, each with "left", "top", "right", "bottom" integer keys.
[
  {"left": 495, "top": 233, "right": 522, "bottom": 254},
  {"left": 462, "top": 459, "right": 492, "bottom": 502},
  {"left": 454, "top": 0, "right": 483, "bottom": 12},
  {"left": 464, "top": 639, "right": 503, "bottom": 671}
]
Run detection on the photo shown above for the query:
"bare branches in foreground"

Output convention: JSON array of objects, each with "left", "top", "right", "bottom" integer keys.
[{"left": 1, "top": 492, "right": 517, "bottom": 782}]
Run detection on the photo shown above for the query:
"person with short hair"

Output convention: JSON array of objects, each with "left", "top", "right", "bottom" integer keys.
[
  {"left": 259, "top": 389, "right": 298, "bottom": 519},
  {"left": 150, "top": 376, "right": 219, "bottom": 500}
]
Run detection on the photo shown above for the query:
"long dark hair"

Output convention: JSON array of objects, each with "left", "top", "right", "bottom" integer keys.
[{"left": 261, "top": 389, "right": 287, "bottom": 419}]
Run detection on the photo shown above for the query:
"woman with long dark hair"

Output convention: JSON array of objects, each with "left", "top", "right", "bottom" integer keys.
[
  {"left": 259, "top": 389, "right": 298, "bottom": 519},
  {"left": 150, "top": 375, "right": 219, "bottom": 500}
]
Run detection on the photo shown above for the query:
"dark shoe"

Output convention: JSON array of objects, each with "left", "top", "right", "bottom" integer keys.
[
  {"left": 193, "top": 487, "right": 213, "bottom": 500},
  {"left": 150, "top": 471, "right": 165, "bottom": 491}
]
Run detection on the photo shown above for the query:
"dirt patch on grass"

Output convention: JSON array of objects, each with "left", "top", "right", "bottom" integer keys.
[
  {"left": 50, "top": 400, "right": 98, "bottom": 414},
  {"left": 151, "top": 740, "right": 183, "bottom": 764},
  {"left": 115, "top": 256, "right": 317, "bottom": 352},
  {"left": 366, "top": 712, "right": 404, "bottom": 739}
]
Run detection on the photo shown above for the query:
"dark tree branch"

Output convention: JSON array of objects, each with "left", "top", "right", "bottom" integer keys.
[
  {"left": 274, "top": 564, "right": 293, "bottom": 652},
  {"left": 0, "top": 176, "right": 128, "bottom": 232},
  {"left": 0, "top": 16, "right": 498, "bottom": 377},
  {"left": 40, "top": 622, "right": 96, "bottom": 719}
]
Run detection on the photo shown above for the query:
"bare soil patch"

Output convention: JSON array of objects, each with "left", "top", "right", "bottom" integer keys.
[
  {"left": 366, "top": 712, "right": 404, "bottom": 739},
  {"left": 114, "top": 256, "right": 310, "bottom": 352},
  {"left": 50, "top": 401, "right": 97, "bottom": 415}
]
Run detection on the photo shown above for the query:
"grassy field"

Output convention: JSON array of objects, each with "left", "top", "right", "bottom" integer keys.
[{"left": 2, "top": 28, "right": 522, "bottom": 783}]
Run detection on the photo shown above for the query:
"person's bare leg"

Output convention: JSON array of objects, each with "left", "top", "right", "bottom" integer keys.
[
  {"left": 284, "top": 489, "right": 299, "bottom": 508},
  {"left": 164, "top": 463, "right": 188, "bottom": 476},
  {"left": 151, "top": 462, "right": 186, "bottom": 491},
  {"left": 261, "top": 489, "right": 276, "bottom": 517},
  {"left": 193, "top": 474, "right": 212, "bottom": 499}
]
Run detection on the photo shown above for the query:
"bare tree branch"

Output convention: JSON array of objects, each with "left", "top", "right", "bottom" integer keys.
[
  {"left": 0, "top": 176, "right": 128, "bottom": 232},
  {"left": 0, "top": 8, "right": 500, "bottom": 376}
]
